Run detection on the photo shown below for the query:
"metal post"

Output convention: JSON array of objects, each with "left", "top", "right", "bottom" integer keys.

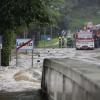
[
  {"left": 38, "top": 25, "right": 41, "bottom": 42},
  {"left": 0, "top": 49, "right": 1, "bottom": 67},
  {"left": 32, "top": 49, "right": 33, "bottom": 68},
  {"left": 51, "top": 25, "right": 53, "bottom": 39},
  {"left": 16, "top": 49, "right": 18, "bottom": 67},
  {"left": 32, "top": 39, "right": 34, "bottom": 68},
  {"left": 44, "top": 27, "right": 46, "bottom": 49},
  {"left": 0, "top": 36, "right": 2, "bottom": 68}
]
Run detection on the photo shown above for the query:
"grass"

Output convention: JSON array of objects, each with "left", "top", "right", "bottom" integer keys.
[{"left": 37, "top": 38, "right": 59, "bottom": 48}]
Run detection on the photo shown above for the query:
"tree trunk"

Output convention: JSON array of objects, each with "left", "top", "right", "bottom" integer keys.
[{"left": 1, "top": 30, "right": 12, "bottom": 66}]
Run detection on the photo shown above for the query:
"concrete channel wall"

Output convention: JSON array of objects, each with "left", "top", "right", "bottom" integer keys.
[{"left": 41, "top": 58, "right": 100, "bottom": 100}]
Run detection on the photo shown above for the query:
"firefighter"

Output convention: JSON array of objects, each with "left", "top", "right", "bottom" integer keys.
[
  {"left": 62, "top": 36, "right": 65, "bottom": 48},
  {"left": 59, "top": 36, "right": 62, "bottom": 48}
]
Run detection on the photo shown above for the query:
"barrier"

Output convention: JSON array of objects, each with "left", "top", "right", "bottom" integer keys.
[{"left": 41, "top": 58, "right": 100, "bottom": 100}]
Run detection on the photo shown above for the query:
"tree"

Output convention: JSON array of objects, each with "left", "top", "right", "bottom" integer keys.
[{"left": 0, "top": 0, "right": 51, "bottom": 66}]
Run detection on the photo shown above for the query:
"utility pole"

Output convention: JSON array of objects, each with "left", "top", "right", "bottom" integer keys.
[
  {"left": 38, "top": 25, "right": 41, "bottom": 42},
  {"left": 44, "top": 27, "right": 46, "bottom": 49},
  {"left": 51, "top": 25, "right": 53, "bottom": 39}
]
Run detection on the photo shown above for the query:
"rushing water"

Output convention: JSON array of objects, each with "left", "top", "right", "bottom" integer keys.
[
  {"left": 0, "top": 89, "right": 46, "bottom": 100},
  {"left": 1, "top": 48, "right": 100, "bottom": 100}
]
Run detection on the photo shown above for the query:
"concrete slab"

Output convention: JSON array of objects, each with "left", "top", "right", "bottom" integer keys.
[{"left": 42, "top": 58, "right": 100, "bottom": 100}]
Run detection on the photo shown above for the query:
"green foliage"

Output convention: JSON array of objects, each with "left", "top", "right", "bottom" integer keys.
[
  {"left": 69, "top": 7, "right": 100, "bottom": 31},
  {"left": 0, "top": 0, "right": 54, "bottom": 66},
  {"left": 0, "top": 0, "right": 51, "bottom": 31}
]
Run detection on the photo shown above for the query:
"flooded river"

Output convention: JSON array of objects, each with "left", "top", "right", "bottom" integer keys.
[
  {"left": 1, "top": 48, "right": 100, "bottom": 100},
  {"left": 0, "top": 89, "right": 46, "bottom": 100}
]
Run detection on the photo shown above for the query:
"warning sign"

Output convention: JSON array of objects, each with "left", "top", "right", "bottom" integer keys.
[{"left": 16, "top": 39, "right": 33, "bottom": 50}]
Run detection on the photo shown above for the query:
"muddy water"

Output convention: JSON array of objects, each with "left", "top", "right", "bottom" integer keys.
[
  {"left": 0, "top": 89, "right": 47, "bottom": 100},
  {"left": 0, "top": 71, "right": 46, "bottom": 100}
]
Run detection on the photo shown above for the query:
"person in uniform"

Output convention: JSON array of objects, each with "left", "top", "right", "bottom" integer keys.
[{"left": 59, "top": 36, "right": 62, "bottom": 48}]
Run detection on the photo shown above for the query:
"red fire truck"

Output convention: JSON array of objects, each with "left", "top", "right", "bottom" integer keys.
[
  {"left": 75, "top": 30, "right": 94, "bottom": 50},
  {"left": 92, "top": 24, "right": 100, "bottom": 48}
]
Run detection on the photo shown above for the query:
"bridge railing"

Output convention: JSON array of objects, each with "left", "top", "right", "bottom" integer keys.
[{"left": 41, "top": 58, "right": 100, "bottom": 100}]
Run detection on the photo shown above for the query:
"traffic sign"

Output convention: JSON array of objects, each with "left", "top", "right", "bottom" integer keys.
[
  {"left": 16, "top": 39, "right": 34, "bottom": 68},
  {"left": 16, "top": 39, "right": 33, "bottom": 50}
]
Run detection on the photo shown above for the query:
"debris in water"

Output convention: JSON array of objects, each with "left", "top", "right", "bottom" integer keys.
[{"left": 14, "top": 71, "right": 40, "bottom": 82}]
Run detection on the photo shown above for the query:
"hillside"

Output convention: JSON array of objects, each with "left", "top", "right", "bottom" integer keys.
[
  {"left": 71, "top": 0, "right": 99, "bottom": 7},
  {"left": 67, "top": 0, "right": 100, "bottom": 30}
]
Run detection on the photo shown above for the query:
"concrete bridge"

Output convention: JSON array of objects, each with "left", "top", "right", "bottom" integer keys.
[{"left": 41, "top": 58, "right": 100, "bottom": 100}]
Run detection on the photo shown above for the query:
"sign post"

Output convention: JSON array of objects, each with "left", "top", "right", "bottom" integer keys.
[
  {"left": 16, "top": 49, "right": 18, "bottom": 67},
  {"left": 32, "top": 47, "right": 34, "bottom": 68},
  {"left": 16, "top": 39, "right": 34, "bottom": 67},
  {"left": 32, "top": 39, "right": 34, "bottom": 68},
  {"left": 0, "top": 36, "right": 2, "bottom": 68}
]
